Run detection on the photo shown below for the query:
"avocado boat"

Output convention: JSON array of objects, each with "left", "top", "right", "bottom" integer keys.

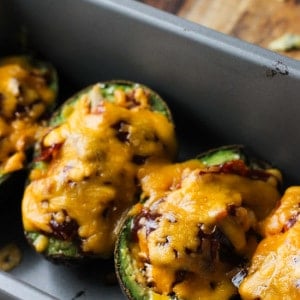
[
  {"left": 115, "top": 145, "right": 282, "bottom": 300},
  {"left": 22, "top": 81, "right": 177, "bottom": 261},
  {"left": 239, "top": 186, "right": 300, "bottom": 299},
  {"left": 0, "top": 55, "right": 58, "bottom": 185}
]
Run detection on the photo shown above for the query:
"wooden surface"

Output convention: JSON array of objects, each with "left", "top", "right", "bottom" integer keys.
[{"left": 138, "top": 0, "right": 300, "bottom": 60}]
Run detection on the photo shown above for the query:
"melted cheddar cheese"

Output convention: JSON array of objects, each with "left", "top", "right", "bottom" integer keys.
[
  {"left": 129, "top": 161, "right": 281, "bottom": 299},
  {"left": 0, "top": 56, "right": 56, "bottom": 175},
  {"left": 239, "top": 187, "right": 300, "bottom": 300},
  {"left": 22, "top": 83, "right": 177, "bottom": 257},
  {"left": 260, "top": 186, "right": 300, "bottom": 236}
]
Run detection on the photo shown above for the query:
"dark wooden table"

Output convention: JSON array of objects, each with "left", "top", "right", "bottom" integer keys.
[{"left": 138, "top": 0, "right": 300, "bottom": 60}]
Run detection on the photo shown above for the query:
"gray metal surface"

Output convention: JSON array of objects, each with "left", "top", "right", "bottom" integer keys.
[
  {"left": 0, "top": 271, "right": 57, "bottom": 300},
  {"left": 0, "top": 0, "right": 300, "bottom": 299}
]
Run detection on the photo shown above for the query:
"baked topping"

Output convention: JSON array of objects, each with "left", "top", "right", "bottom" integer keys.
[
  {"left": 0, "top": 56, "right": 56, "bottom": 176},
  {"left": 22, "top": 83, "right": 177, "bottom": 256},
  {"left": 126, "top": 160, "right": 281, "bottom": 299},
  {"left": 239, "top": 187, "right": 300, "bottom": 300},
  {"left": 239, "top": 222, "right": 300, "bottom": 300},
  {"left": 260, "top": 186, "right": 300, "bottom": 235}
]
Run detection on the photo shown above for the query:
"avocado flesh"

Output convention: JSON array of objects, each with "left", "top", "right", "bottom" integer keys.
[{"left": 26, "top": 232, "right": 81, "bottom": 259}]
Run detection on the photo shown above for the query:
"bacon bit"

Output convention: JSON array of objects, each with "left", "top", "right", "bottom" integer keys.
[
  {"left": 197, "top": 225, "right": 220, "bottom": 260},
  {"left": 49, "top": 210, "right": 79, "bottom": 241},
  {"left": 209, "top": 239, "right": 220, "bottom": 262},
  {"left": 131, "top": 209, "right": 161, "bottom": 242},
  {"left": 172, "top": 269, "right": 191, "bottom": 287},
  {"left": 111, "top": 120, "right": 130, "bottom": 143},
  {"left": 215, "top": 209, "right": 228, "bottom": 222},
  {"left": 134, "top": 87, "right": 149, "bottom": 108},
  {"left": 196, "top": 224, "right": 245, "bottom": 266},
  {"left": 34, "top": 143, "right": 62, "bottom": 162},
  {"left": 227, "top": 204, "right": 238, "bottom": 216},
  {"left": 125, "top": 90, "right": 140, "bottom": 109},
  {"left": 101, "top": 201, "right": 116, "bottom": 219},
  {"left": 132, "top": 155, "right": 148, "bottom": 165},
  {"left": 14, "top": 103, "right": 27, "bottom": 118},
  {"left": 283, "top": 211, "right": 300, "bottom": 232},
  {"left": 209, "top": 281, "right": 218, "bottom": 290},
  {"left": 0, "top": 93, "right": 4, "bottom": 113},
  {"left": 221, "top": 160, "right": 249, "bottom": 176},
  {"left": 29, "top": 68, "right": 49, "bottom": 83},
  {"left": 199, "top": 159, "right": 272, "bottom": 182}
]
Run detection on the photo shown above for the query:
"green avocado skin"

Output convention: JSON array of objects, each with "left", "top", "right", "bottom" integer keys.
[
  {"left": 114, "top": 145, "right": 276, "bottom": 300},
  {"left": 116, "top": 218, "right": 148, "bottom": 299},
  {"left": 24, "top": 81, "right": 175, "bottom": 262},
  {"left": 198, "top": 146, "right": 243, "bottom": 166}
]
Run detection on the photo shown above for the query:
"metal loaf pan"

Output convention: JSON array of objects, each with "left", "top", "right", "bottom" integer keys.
[{"left": 0, "top": 0, "right": 300, "bottom": 299}]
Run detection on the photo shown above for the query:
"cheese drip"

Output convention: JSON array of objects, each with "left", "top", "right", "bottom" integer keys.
[
  {"left": 22, "top": 84, "right": 177, "bottom": 256},
  {"left": 0, "top": 57, "right": 56, "bottom": 175},
  {"left": 130, "top": 161, "right": 281, "bottom": 299}
]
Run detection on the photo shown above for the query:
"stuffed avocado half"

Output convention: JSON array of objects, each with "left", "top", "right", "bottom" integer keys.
[
  {"left": 22, "top": 81, "right": 177, "bottom": 260},
  {"left": 239, "top": 186, "right": 300, "bottom": 299},
  {"left": 0, "top": 55, "right": 58, "bottom": 184},
  {"left": 115, "top": 146, "right": 282, "bottom": 300}
]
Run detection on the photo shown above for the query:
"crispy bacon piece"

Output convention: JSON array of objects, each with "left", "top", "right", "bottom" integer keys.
[
  {"left": 34, "top": 143, "right": 62, "bottom": 162},
  {"left": 131, "top": 208, "right": 162, "bottom": 242},
  {"left": 199, "top": 159, "right": 272, "bottom": 182},
  {"left": 49, "top": 211, "right": 79, "bottom": 241}
]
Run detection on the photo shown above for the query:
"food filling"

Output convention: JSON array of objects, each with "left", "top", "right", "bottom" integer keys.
[
  {"left": 22, "top": 83, "right": 177, "bottom": 256},
  {"left": 239, "top": 186, "right": 300, "bottom": 300},
  {"left": 0, "top": 56, "right": 56, "bottom": 176},
  {"left": 126, "top": 159, "right": 281, "bottom": 299}
]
